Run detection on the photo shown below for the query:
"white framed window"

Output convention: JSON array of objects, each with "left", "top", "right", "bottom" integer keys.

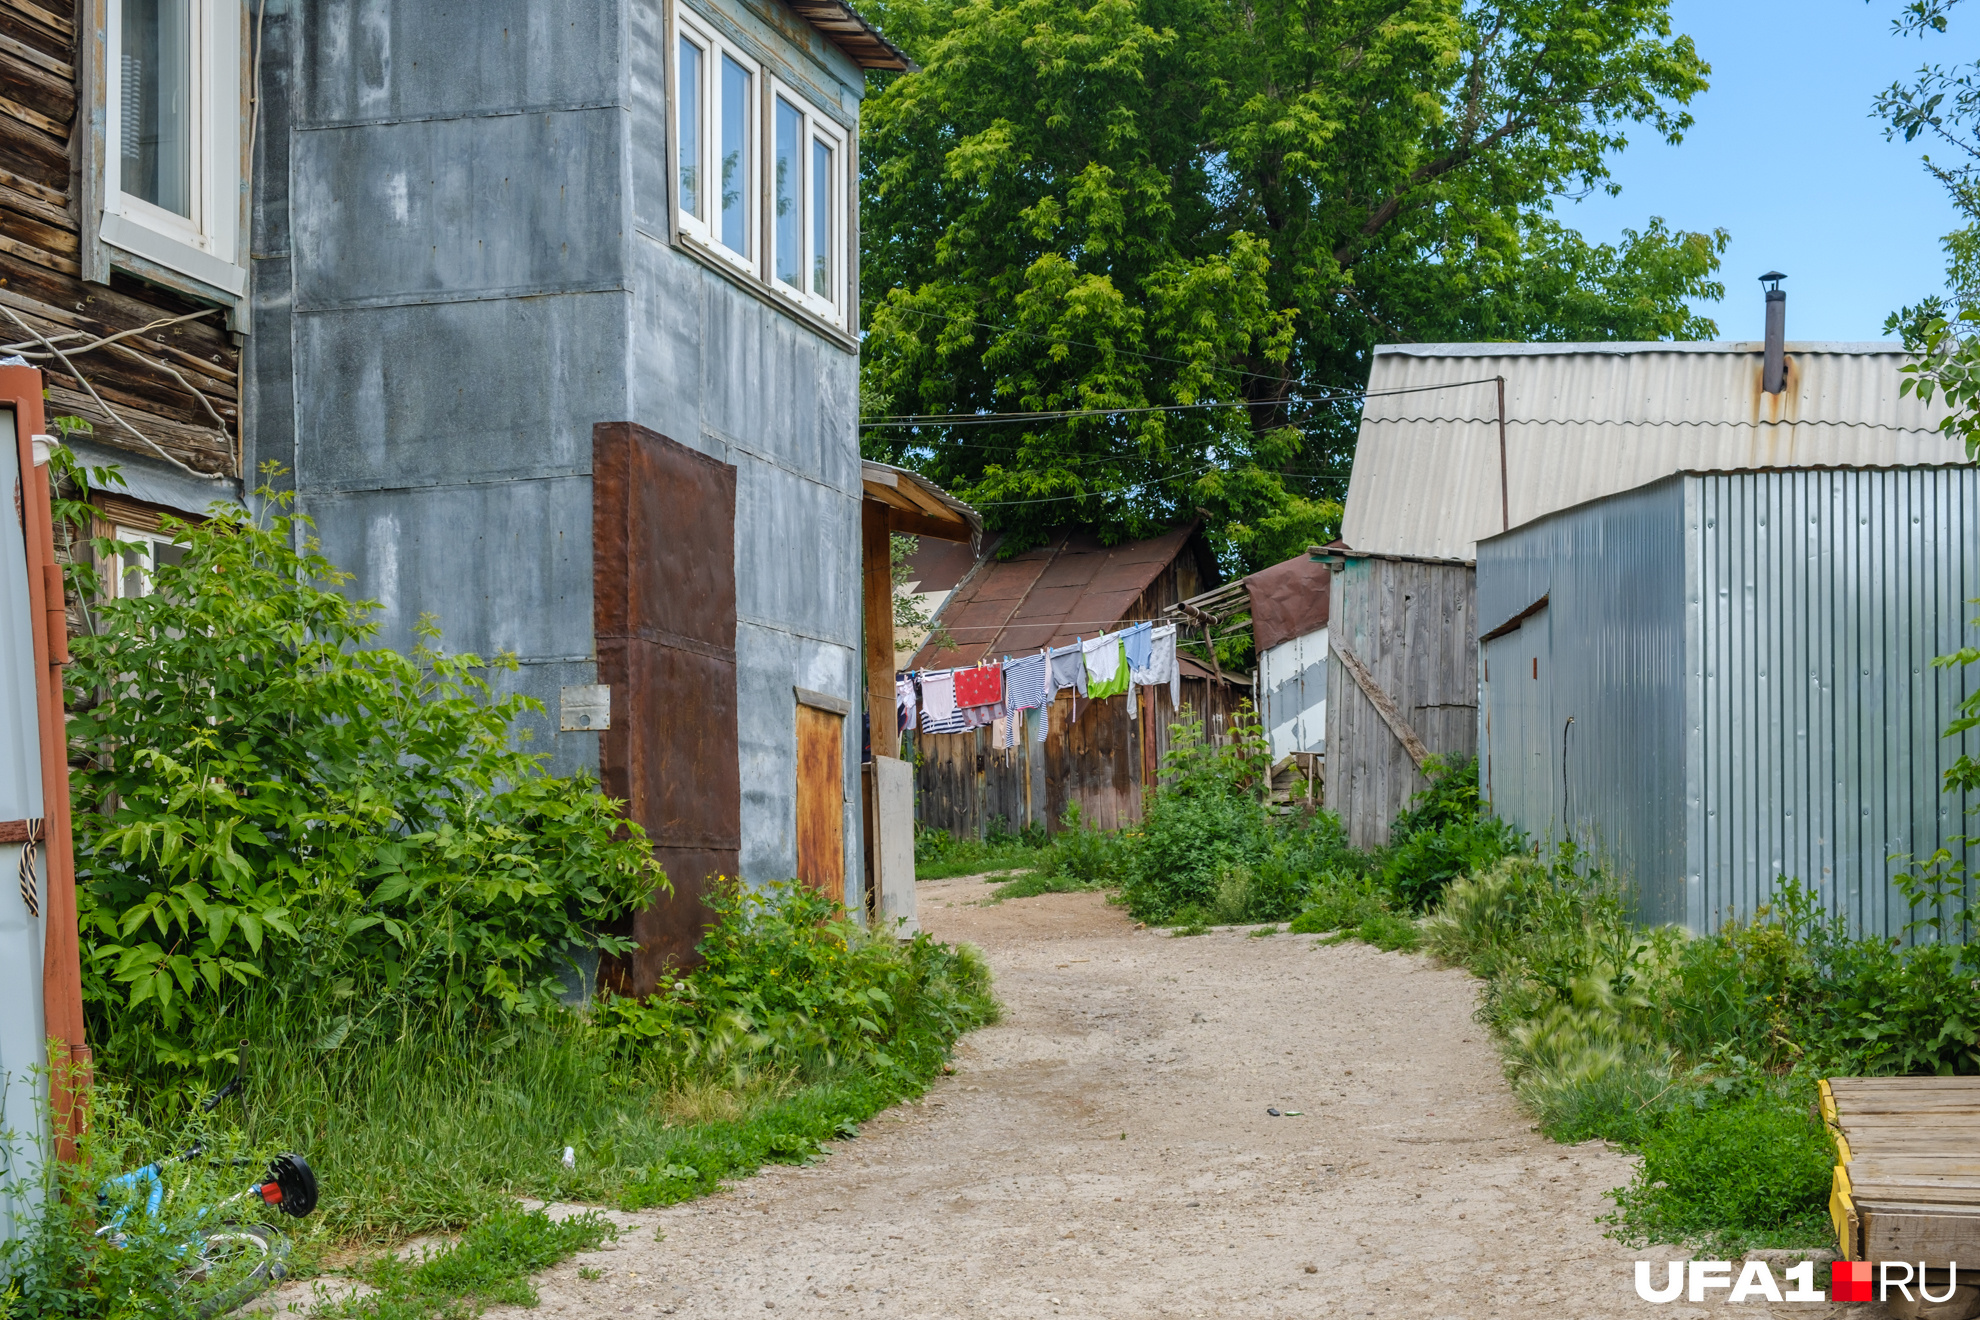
[
  {"left": 98, "top": 0, "right": 245, "bottom": 298},
  {"left": 768, "top": 80, "right": 847, "bottom": 327},
  {"left": 675, "top": 8, "right": 760, "bottom": 279},
  {"left": 105, "top": 524, "right": 187, "bottom": 599}
]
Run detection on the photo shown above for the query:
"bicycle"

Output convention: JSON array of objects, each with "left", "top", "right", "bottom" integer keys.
[{"left": 95, "top": 1045, "right": 319, "bottom": 1318}]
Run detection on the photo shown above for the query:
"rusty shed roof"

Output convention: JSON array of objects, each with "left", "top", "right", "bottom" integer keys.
[
  {"left": 909, "top": 525, "right": 1208, "bottom": 668},
  {"left": 1343, "top": 341, "right": 1961, "bottom": 562}
]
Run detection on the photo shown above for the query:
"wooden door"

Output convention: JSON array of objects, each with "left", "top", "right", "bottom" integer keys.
[{"left": 796, "top": 704, "right": 845, "bottom": 901}]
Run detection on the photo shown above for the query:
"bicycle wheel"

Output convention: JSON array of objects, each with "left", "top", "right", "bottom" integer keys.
[{"left": 179, "top": 1221, "right": 289, "bottom": 1319}]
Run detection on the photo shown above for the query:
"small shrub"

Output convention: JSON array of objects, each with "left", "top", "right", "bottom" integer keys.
[
  {"left": 66, "top": 484, "right": 661, "bottom": 1080},
  {"left": 1290, "top": 870, "right": 1391, "bottom": 934},
  {"left": 1352, "top": 910, "right": 1421, "bottom": 952},
  {"left": 1377, "top": 757, "right": 1521, "bottom": 912},
  {"left": 1041, "top": 803, "right": 1123, "bottom": 887},
  {"left": 1605, "top": 1090, "right": 1834, "bottom": 1252},
  {"left": 1119, "top": 706, "right": 1272, "bottom": 922}
]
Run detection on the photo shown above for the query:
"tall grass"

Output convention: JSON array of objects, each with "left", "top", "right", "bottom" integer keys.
[{"left": 1418, "top": 852, "right": 1978, "bottom": 1253}]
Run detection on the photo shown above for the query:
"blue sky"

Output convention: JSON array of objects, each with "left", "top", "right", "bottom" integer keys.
[{"left": 1560, "top": 0, "right": 1964, "bottom": 342}]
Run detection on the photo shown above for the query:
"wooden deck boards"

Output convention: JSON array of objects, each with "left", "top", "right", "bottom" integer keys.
[{"left": 1823, "top": 1077, "right": 1980, "bottom": 1265}]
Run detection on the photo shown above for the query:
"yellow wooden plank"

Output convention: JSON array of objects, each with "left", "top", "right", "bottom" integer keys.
[{"left": 1832, "top": 1163, "right": 1858, "bottom": 1262}]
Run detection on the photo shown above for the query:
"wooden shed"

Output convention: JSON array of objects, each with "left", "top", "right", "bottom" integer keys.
[
  {"left": 1322, "top": 550, "right": 1477, "bottom": 849},
  {"left": 907, "top": 526, "right": 1251, "bottom": 837}
]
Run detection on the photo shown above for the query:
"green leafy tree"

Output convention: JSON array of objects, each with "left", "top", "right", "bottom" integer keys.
[
  {"left": 859, "top": 0, "right": 1724, "bottom": 563},
  {"left": 1872, "top": 0, "right": 1980, "bottom": 333},
  {"left": 64, "top": 477, "right": 663, "bottom": 1075}
]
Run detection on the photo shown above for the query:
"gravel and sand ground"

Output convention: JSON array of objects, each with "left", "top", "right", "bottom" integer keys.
[{"left": 461, "top": 873, "right": 1888, "bottom": 1320}]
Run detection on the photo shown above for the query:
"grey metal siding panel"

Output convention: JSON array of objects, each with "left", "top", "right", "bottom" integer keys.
[
  {"left": 291, "top": 294, "right": 630, "bottom": 489},
  {"left": 298, "top": 477, "right": 602, "bottom": 776},
  {"left": 295, "top": 1, "right": 625, "bottom": 128},
  {"left": 291, "top": 107, "right": 629, "bottom": 310},
  {"left": 1694, "top": 467, "right": 1980, "bottom": 940},
  {"left": 1477, "top": 479, "right": 1688, "bottom": 921}
]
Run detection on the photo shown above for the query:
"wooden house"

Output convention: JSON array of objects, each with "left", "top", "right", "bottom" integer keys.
[
  {"left": 0, "top": 0, "right": 248, "bottom": 609},
  {"left": 907, "top": 526, "right": 1251, "bottom": 838}
]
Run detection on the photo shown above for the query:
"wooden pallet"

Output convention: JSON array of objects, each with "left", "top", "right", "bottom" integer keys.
[{"left": 1822, "top": 1076, "right": 1980, "bottom": 1265}]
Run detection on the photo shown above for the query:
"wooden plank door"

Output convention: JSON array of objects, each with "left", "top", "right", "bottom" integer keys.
[{"left": 796, "top": 704, "right": 846, "bottom": 901}]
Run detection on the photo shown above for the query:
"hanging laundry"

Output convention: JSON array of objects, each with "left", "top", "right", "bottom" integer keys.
[
  {"left": 976, "top": 702, "right": 1010, "bottom": 730},
  {"left": 1048, "top": 644, "right": 1088, "bottom": 697},
  {"left": 953, "top": 663, "right": 1002, "bottom": 708},
  {"left": 920, "top": 705, "right": 969, "bottom": 735},
  {"left": 921, "top": 669, "right": 958, "bottom": 722},
  {"left": 1003, "top": 652, "right": 1050, "bottom": 711},
  {"left": 1026, "top": 701, "right": 1049, "bottom": 744},
  {"left": 1083, "top": 632, "right": 1131, "bottom": 700},
  {"left": 1138, "top": 622, "right": 1181, "bottom": 709},
  {"left": 896, "top": 675, "right": 918, "bottom": 733},
  {"left": 1000, "top": 709, "right": 1020, "bottom": 749},
  {"left": 1123, "top": 620, "right": 1153, "bottom": 674}
]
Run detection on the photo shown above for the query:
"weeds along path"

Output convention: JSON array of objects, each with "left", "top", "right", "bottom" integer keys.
[{"left": 495, "top": 877, "right": 1832, "bottom": 1319}]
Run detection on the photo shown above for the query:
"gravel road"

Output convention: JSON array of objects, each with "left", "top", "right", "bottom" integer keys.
[{"left": 491, "top": 874, "right": 1880, "bottom": 1320}]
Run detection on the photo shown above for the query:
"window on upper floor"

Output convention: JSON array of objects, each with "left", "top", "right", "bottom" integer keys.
[
  {"left": 673, "top": 4, "right": 852, "bottom": 333},
  {"left": 676, "top": 10, "right": 760, "bottom": 279},
  {"left": 770, "top": 83, "right": 846, "bottom": 324},
  {"left": 95, "top": 0, "right": 246, "bottom": 300}
]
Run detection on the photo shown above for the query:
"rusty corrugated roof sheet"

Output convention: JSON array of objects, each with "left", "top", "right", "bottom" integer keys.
[
  {"left": 909, "top": 526, "right": 1200, "bottom": 668},
  {"left": 1344, "top": 341, "right": 1963, "bottom": 562}
]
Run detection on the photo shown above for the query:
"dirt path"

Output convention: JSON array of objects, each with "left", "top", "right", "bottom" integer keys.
[{"left": 499, "top": 877, "right": 1872, "bottom": 1320}]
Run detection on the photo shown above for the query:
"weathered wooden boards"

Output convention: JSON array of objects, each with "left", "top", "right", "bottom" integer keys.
[{"left": 1823, "top": 1076, "right": 1980, "bottom": 1265}]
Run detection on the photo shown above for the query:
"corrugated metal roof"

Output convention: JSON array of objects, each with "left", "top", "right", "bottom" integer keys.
[
  {"left": 908, "top": 525, "right": 1202, "bottom": 668},
  {"left": 1342, "top": 341, "right": 1964, "bottom": 562}
]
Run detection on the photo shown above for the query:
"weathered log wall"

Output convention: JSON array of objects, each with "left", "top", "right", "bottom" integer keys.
[{"left": 0, "top": 0, "right": 239, "bottom": 479}]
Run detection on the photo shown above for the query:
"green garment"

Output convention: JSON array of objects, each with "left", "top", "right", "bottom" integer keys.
[{"left": 1085, "top": 640, "right": 1132, "bottom": 700}]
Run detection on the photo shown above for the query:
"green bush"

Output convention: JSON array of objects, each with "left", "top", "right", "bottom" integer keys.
[
  {"left": 1119, "top": 706, "right": 1273, "bottom": 922},
  {"left": 1606, "top": 1091, "right": 1835, "bottom": 1252},
  {"left": 595, "top": 878, "right": 996, "bottom": 1081},
  {"left": 65, "top": 487, "right": 661, "bottom": 1079},
  {"left": 1377, "top": 757, "right": 1522, "bottom": 912}
]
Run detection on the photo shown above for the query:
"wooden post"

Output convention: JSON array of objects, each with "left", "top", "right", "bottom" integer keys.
[
  {"left": 1496, "top": 375, "right": 1510, "bottom": 533},
  {"left": 862, "top": 501, "right": 898, "bottom": 760}
]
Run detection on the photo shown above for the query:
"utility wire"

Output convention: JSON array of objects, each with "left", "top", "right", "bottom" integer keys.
[
  {"left": 0, "top": 304, "right": 223, "bottom": 482},
  {"left": 860, "top": 375, "right": 1501, "bottom": 428}
]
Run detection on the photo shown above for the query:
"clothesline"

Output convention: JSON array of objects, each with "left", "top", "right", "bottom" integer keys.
[{"left": 895, "top": 622, "right": 1182, "bottom": 747}]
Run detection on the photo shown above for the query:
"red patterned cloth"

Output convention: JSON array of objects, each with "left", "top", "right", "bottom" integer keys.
[{"left": 953, "top": 664, "right": 1003, "bottom": 707}]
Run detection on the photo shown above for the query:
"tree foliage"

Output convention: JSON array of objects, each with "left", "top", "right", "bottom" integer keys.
[
  {"left": 859, "top": 0, "right": 1726, "bottom": 562},
  {"left": 1874, "top": 0, "right": 1980, "bottom": 333},
  {"left": 65, "top": 481, "right": 663, "bottom": 1076}
]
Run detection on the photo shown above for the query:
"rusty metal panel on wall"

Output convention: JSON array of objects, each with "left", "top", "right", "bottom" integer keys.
[{"left": 594, "top": 422, "right": 741, "bottom": 994}]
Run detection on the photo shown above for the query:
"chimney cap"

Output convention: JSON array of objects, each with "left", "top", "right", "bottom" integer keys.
[{"left": 1759, "top": 270, "right": 1787, "bottom": 291}]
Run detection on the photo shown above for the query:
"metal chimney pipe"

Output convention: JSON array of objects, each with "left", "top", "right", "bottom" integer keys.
[{"left": 1760, "top": 271, "right": 1787, "bottom": 394}]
